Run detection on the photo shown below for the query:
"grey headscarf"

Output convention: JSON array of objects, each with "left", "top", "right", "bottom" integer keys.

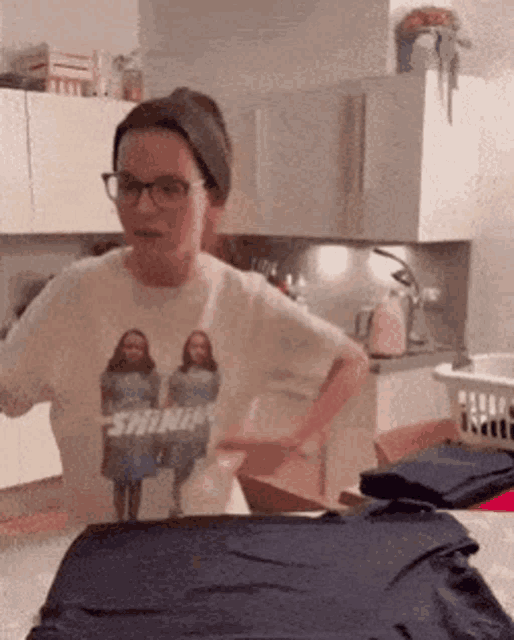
[{"left": 112, "top": 87, "right": 232, "bottom": 205}]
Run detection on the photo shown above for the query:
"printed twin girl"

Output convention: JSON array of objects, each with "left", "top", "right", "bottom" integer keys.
[{"left": 100, "top": 329, "right": 220, "bottom": 521}]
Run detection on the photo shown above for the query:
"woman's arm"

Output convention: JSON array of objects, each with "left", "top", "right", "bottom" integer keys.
[
  {"left": 221, "top": 338, "right": 369, "bottom": 451},
  {"left": 100, "top": 374, "right": 114, "bottom": 417},
  {"left": 282, "top": 341, "right": 369, "bottom": 448}
]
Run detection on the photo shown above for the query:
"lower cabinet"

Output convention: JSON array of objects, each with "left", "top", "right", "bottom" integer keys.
[
  {"left": 324, "top": 365, "right": 452, "bottom": 506},
  {"left": 0, "top": 402, "right": 62, "bottom": 490}
]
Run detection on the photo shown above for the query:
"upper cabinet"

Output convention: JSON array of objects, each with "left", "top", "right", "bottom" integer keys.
[
  {"left": 0, "top": 90, "right": 34, "bottom": 233},
  {"left": 0, "top": 74, "right": 486, "bottom": 239},
  {"left": 222, "top": 71, "right": 486, "bottom": 241},
  {"left": 27, "top": 93, "right": 133, "bottom": 233},
  {"left": 221, "top": 88, "right": 357, "bottom": 237},
  {"left": 354, "top": 72, "right": 485, "bottom": 242}
]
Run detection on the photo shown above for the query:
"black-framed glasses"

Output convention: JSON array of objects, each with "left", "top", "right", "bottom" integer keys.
[{"left": 101, "top": 172, "right": 205, "bottom": 208}]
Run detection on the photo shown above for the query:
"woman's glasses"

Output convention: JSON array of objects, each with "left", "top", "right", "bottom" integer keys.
[{"left": 102, "top": 172, "right": 205, "bottom": 208}]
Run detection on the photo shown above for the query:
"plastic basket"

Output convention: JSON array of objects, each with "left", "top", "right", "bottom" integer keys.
[{"left": 434, "top": 354, "right": 514, "bottom": 451}]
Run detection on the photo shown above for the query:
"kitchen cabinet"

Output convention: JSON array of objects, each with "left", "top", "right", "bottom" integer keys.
[
  {"left": 222, "top": 71, "right": 485, "bottom": 241},
  {"left": 0, "top": 402, "right": 61, "bottom": 490},
  {"left": 353, "top": 72, "right": 485, "bottom": 242},
  {"left": 220, "top": 106, "right": 265, "bottom": 235},
  {"left": 27, "top": 93, "right": 133, "bottom": 233},
  {"left": 0, "top": 90, "right": 34, "bottom": 233},
  {"left": 323, "top": 363, "right": 452, "bottom": 506},
  {"left": 221, "top": 87, "right": 362, "bottom": 237},
  {"left": 258, "top": 88, "right": 364, "bottom": 238}
]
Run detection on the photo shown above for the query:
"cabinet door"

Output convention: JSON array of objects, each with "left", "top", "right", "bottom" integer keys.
[
  {"left": 324, "top": 374, "right": 378, "bottom": 505},
  {"left": 219, "top": 105, "right": 266, "bottom": 235},
  {"left": 357, "top": 72, "right": 485, "bottom": 242},
  {"left": 357, "top": 75, "right": 426, "bottom": 241},
  {"left": 27, "top": 94, "right": 133, "bottom": 233},
  {"left": 0, "top": 90, "right": 34, "bottom": 233},
  {"left": 18, "top": 402, "right": 62, "bottom": 486},
  {"left": 258, "top": 87, "right": 365, "bottom": 238},
  {"left": 0, "top": 403, "right": 61, "bottom": 489},
  {"left": 376, "top": 367, "right": 452, "bottom": 435},
  {"left": 0, "top": 412, "right": 21, "bottom": 489}
]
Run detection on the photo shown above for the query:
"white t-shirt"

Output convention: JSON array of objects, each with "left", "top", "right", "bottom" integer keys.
[{"left": 0, "top": 248, "right": 349, "bottom": 522}]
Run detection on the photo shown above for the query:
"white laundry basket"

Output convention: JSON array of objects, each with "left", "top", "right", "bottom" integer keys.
[{"left": 434, "top": 353, "right": 514, "bottom": 450}]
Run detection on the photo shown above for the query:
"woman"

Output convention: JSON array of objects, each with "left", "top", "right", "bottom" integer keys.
[
  {"left": 100, "top": 329, "right": 161, "bottom": 521},
  {"left": 162, "top": 330, "right": 220, "bottom": 515},
  {"left": 0, "top": 87, "right": 368, "bottom": 523}
]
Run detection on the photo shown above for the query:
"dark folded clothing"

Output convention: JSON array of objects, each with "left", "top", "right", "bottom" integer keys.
[
  {"left": 360, "top": 442, "right": 514, "bottom": 507},
  {"left": 27, "top": 506, "right": 514, "bottom": 639}
]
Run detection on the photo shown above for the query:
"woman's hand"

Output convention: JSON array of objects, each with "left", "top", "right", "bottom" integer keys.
[
  {"left": 180, "top": 450, "right": 248, "bottom": 515},
  {"left": 290, "top": 345, "right": 368, "bottom": 444},
  {"left": 217, "top": 439, "right": 306, "bottom": 477}
]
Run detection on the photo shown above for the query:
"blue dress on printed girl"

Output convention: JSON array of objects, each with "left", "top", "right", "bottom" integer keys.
[{"left": 100, "top": 370, "right": 161, "bottom": 483}]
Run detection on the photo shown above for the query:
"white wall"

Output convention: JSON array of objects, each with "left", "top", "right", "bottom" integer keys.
[
  {"left": 0, "top": 0, "right": 139, "bottom": 71},
  {"left": 383, "top": 0, "right": 514, "bottom": 356},
  {"left": 465, "top": 70, "right": 514, "bottom": 354},
  {"left": 140, "top": 0, "right": 389, "bottom": 103}
]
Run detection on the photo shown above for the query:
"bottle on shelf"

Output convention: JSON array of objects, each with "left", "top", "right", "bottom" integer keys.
[{"left": 368, "top": 289, "right": 407, "bottom": 357}]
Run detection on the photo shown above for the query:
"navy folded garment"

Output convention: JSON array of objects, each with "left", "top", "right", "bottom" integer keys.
[
  {"left": 27, "top": 506, "right": 514, "bottom": 640},
  {"left": 360, "top": 442, "right": 514, "bottom": 507}
]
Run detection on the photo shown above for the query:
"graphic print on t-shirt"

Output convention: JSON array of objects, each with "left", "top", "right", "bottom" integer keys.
[
  {"left": 162, "top": 330, "right": 221, "bottom": 515},
  {"left": 100, "top": 328, "right": 221, "bottom": 521}
]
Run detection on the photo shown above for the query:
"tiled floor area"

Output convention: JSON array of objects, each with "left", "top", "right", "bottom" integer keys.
[{"left": 2, "top": 510, "right": 514, "bottom": 640}]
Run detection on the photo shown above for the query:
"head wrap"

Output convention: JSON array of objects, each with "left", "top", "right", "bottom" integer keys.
[{"left": 113, "top": 87, "right": 232, "bottom": 205}]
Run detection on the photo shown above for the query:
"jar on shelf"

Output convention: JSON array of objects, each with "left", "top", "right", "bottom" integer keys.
[{"left": 122, "top": 69, "right": 143, "bottom": 102}]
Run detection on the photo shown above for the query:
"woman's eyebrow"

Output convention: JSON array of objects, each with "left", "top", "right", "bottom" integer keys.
[{"left": 119, "top": 172, "right": 188, "bottom": 184}]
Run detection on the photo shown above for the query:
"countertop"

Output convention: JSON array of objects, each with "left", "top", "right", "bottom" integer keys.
[
  {"left": 368, "top": 350, "right": 456, "bottom": 375},
  {"left": 346, "top": 332, "right": 457, "bottom": 374}
]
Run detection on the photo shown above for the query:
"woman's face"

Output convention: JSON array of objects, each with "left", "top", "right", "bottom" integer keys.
[
  {"left": 122, "top": 333, "right": 147, "bottom": 363},
  {"left": 116, "top": 129, "right": 223, "bottom": 288},
  {"left": 188, "top": 333, "right": 209, "bottom": 365}
]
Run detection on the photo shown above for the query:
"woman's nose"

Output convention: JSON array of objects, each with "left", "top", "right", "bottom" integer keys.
[{"left": 135, "top": 186, "right": 158, "bottom": 215}]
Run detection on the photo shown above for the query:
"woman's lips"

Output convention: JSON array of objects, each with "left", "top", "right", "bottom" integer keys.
[{"left": 134, "top": 230, "right": 163, "bottom": 238}]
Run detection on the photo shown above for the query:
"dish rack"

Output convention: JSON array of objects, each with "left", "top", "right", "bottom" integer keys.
[{"left": 434, "top": 354, "right": 514, "bottom": 451}]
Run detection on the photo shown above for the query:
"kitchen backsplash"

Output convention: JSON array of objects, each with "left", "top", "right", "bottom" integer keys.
[
  {"left": 0, "top": 233, "right": 470, "bottom": 356},
  {"left": 217, "top": 235, "right": 470, "bottom": 355}
]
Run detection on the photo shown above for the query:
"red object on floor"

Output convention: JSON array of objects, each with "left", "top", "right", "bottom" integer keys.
[{"left": 478, "top": 491, "right": 514, "bottom": 511}]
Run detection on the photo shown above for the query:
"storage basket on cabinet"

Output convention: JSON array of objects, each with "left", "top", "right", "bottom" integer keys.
[{"left": 434, "top": 354, "right": 514, "bottom": 451}]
